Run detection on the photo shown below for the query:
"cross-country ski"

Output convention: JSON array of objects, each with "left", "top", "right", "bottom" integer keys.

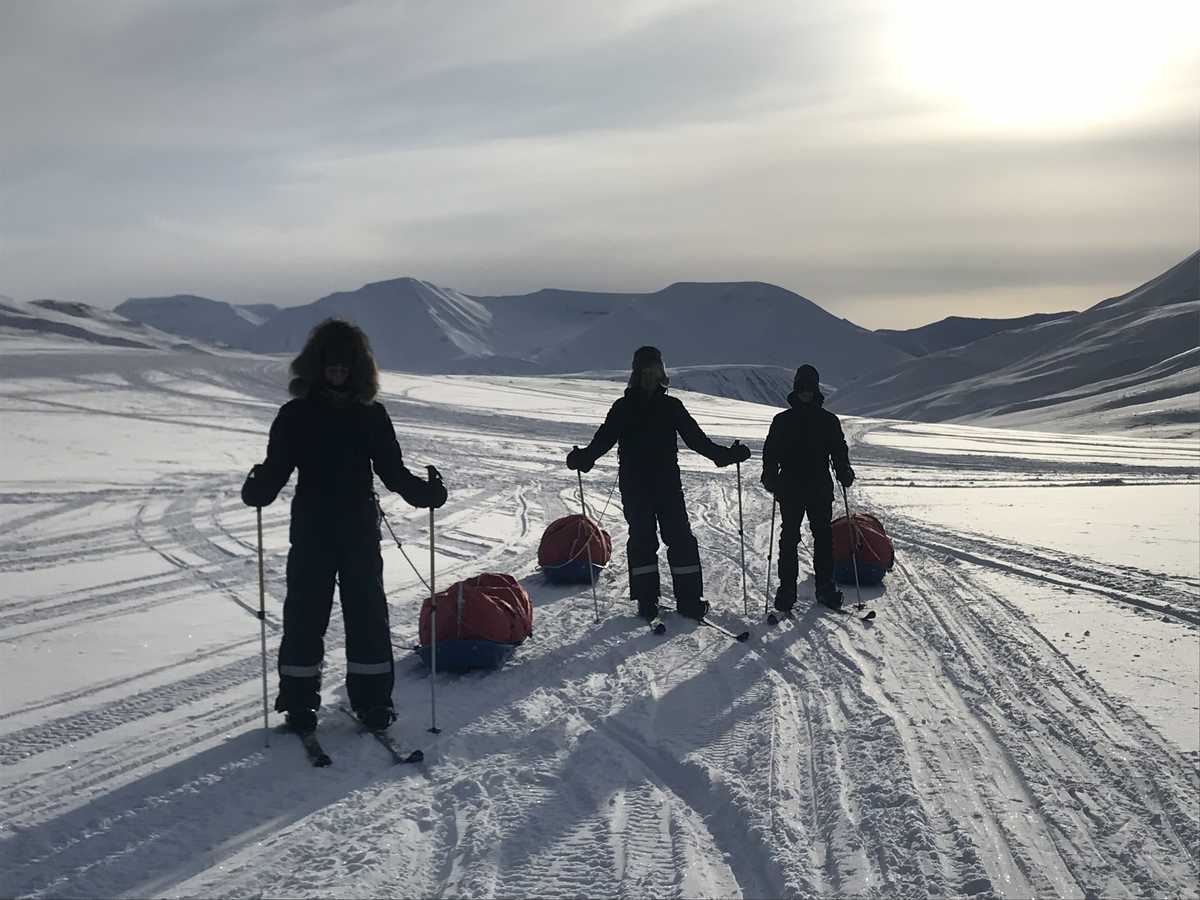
[
  {"left": 296, "top": 729, "right": 333, "bottom": 768},
  {"left": 339, "top": 707, "right": 424, "bottom": 765}
]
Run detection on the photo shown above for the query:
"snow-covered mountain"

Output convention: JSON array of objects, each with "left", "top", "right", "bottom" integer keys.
[
  {"left": 501, "top": 281, "right": 908, "bottom": 385},
  {"left": 835, "top": 252, "right": 1200, "bottom": 435},
  {"left": 116, "top": 294, "right": 276, "bottom": 348},
  {"left": 118, "top": 278, "right": 910, "bottom": 387},
  {"left": 102, "top": 254, "right": 1200, "bottom": 433},
  {"left": 0, "top": 296, "right": 211, "bottom": 353},
  {"left": 876, "top": 311, "right": 1074, "bottom": 357},
  {"left": 244, "top": 277, "right": 536, "bottom": 373}
]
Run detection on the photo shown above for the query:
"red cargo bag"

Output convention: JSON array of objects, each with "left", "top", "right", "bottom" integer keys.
[
  {"left": 832, "top": 512, "right": 895, "bottom": 586},
  {"left": 417, "top": 573, "right": 533, "bottom": 671},
  {"left": 538, "top": 514, "right": 612, "bottom": 584}
]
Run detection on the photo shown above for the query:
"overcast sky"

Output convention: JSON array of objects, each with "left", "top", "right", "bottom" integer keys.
[{"left": 1, "top": 1, "right": 1196, "bottom": 328}]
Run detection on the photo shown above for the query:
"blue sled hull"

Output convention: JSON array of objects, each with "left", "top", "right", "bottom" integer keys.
[
  {"left": 416, "top": 639, "right": 520, "bottom": 672},
  {"left": 542, "top": 561, "right": 605, "bottom": 585},
  {"left": 834, "top": 561, "right": 887, "bottom": 586}
]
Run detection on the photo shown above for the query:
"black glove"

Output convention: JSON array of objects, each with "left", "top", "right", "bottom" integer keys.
[
  {"left": 715, "top": 441, "right": 751, "bottom": 468},
  {"left": 760, "top": 471, "right": 780, "bottom": 496},
  {"left": 837, "top": 465, "right": 855, "bottom": 488},
  {"left": 425, "top": 464, "right": 447, "bottom": 509},
  {"left": 241, "top": 465, "right": 272, "bottom": 508},
  {"left": 566, "top": 447, "right": 593, "bottom": 473}
]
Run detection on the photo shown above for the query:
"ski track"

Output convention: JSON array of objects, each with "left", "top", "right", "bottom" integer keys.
[
  {"left": 888, "top": 513, "right": 1200, "bottom": 624},
  {"left": 2, "top": 364, "right": 1198, "bottom": 899}
]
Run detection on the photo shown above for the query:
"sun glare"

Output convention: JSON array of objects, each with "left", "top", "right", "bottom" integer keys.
[{"left": 893, "top": 0, "right": 1197, "bottom": 132}]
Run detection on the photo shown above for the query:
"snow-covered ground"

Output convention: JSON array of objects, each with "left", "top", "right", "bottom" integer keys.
[{"left": 2, "top": 350, "right": 1198, "bottom": 899}]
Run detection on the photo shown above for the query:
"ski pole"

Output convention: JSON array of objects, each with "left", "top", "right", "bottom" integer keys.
[
  {"left": 840, "top": 482, "right": 864, "bottom": 610},
  {"left": 576, "top": 458, "right": 600, "bottom": 624},
  {"left": 765, "top": 497, "right": 776, "bottom": 617},
  {"left": 735, "top": 446, "right": 748, "bottom": 617},
  {"left": 255, "top": 507, "right": 269, "bottom": 748},
  {"left": 427, "top": 504, "right": 441, "bottom": 734}
]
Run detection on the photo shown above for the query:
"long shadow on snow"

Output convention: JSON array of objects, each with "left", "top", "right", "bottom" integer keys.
[
  {"left": 463, "top": 628, "right": 800, "bottom": 899},
  {"left": 1, "top": 578, "right": 648, "bottom": 898},
  {"left": 0, "top": 720, "right": 382, "bottom": 900}
]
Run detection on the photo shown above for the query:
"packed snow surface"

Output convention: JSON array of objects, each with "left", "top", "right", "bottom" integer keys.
[{"left": 1, "top": 349, "right": 1198, "bottom": 899}]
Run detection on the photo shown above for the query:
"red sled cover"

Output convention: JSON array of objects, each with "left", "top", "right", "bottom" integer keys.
[
  {"left": 419, "top": 573, "right": 533, "bottom": 646},
  {"left": 537, "top": 514, "right": 612, "bottom": 568},
  {"left": 832, "top": 512, "right": 895, "bottom": 571}
]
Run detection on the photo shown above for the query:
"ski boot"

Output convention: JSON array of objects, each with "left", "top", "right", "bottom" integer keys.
[
  {"left": 355, "top": 705, "right": 397, "bottom": 732},
  {"left": 773, "top": 588, "right": 797, "bottom": 615},
  {"left": 675, "top": 598, "right": 710, "bottom": 621},
  {"left": 636, "top": 598, "right": 661, "bottom": 622},
  {"left": 284, "top": 708, "right": 318, "bottom": 734},
  {"left": 815, "top": 583, "right": 844, "bottom": 611}
]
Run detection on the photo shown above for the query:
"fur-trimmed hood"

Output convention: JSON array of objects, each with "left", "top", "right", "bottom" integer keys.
[{"left": 288, "top": 318, "right": 380, "bottom": 404}]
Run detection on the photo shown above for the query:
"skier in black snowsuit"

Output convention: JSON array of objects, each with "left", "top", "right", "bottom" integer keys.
[
  {"left": 566, "top": 346, "right": 750, "bottom": 622},
  {"left": 241, "top": 319, "right": 446, "bottom": 733},
  {"left": 760, "top": 364, "right": 855, "bottom": 611}
]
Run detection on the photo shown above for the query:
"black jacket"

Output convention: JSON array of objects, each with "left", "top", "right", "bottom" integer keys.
[
  {"left": 580, "top": 386, "right": 733, "bottom": 486},
  {"left": 241, "top": 393, "right": 439, "bottom": 516},
  {"left": 761, "top": 391, "right": 851, "bottom": 494}
]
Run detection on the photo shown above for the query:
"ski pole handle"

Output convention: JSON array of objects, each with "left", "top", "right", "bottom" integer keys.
[{"left": 576, "top": 465, "right": 588, "bottom": 520}]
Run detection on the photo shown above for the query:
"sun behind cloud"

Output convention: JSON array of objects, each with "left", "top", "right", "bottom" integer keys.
[{"left": 890, "top": 0, "right": 1198, "bottom": 133}]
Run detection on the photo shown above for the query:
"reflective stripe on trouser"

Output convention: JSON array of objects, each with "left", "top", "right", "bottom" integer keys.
[
  {"left": 777, "top": 488, "right": 834, "bottom": 596},
  {"left": 622, "top": 482, "right": 702, "bottom": 604}
]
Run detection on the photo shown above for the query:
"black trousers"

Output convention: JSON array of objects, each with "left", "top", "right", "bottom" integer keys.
[
  {"left": 777, "top": 484, "right": 834, "bottom": 598},
  {"left": 275, "top": 502, "right": 394, "bottom": 716},
  {"left": 622, "top": 478, "right": 702, "bottom": 606}
]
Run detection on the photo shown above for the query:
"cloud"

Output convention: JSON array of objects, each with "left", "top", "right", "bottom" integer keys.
[{"left": 0, "top": 1, "right": 1195, "bottom": 327}]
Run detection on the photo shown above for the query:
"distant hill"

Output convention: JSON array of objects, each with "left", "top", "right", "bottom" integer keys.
[
  {"left": 0, "top": 297, "right": 211, "bottom": 353},
  {"left": 121, "top": 278, "right": 911, "bottom": 388},
  {"left": 104, "top": 254, "right": 1199, "bottom": 434},
  {"left": 245, "top": 278, "right": 506, "bottom": 372},
  {"left": 501, "top": 281, "right": 908, "bottom": 386},
  {"left": 835, "top": 252, "right": 1200, "bottom": 435},
  {"left": 117, "top": 294, "right": 275, "bottom": 347},
  {"left": 876, "top": 312, "right": 1074, "bottom": 357}
]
